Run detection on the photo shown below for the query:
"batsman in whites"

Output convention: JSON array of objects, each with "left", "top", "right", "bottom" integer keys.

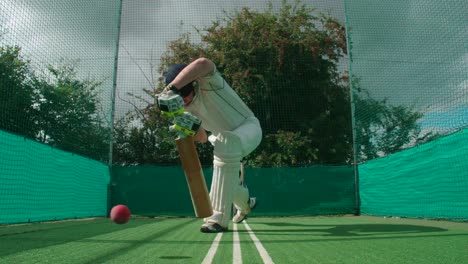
[{"left": 159, "top": 58, "right": 262, "bottom": 233}]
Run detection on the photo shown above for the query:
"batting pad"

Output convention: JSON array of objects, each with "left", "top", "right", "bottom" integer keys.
[
  {"left": 206, "top": 132, "right": 242, "bottom": 227},
  {"left": 233, "top": 184, "right": 250, "bottom": 214}
]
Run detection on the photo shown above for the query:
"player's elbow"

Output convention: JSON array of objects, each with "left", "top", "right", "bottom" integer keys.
[
  {"left": 193, "top": 58, "right": 215, "bottom": 75},
  {"left": 194, "top": 57, "right": 212, "bottom": 66}
]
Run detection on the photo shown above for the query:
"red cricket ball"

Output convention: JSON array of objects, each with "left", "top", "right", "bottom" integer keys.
[{"left": 110, "top": 204, "right": 131, "bottom": 224}]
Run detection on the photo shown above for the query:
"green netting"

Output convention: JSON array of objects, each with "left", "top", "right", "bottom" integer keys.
[
  {"left": 109, "top": 1, "right": 356, "bottom": 218},
  {"left": 345, "top": 0, "right": 468, "bottom": 220},
  {"left": 344, "top": 0, "right": 468, "bottom": 161},
  {"left": 0, "top": 0, "right": 121, "bottom": 162},
  {"left": 110, "top": 165, "right": 356, "bottom": 216},
  {"left": 0, "top": 130, "right": 110, "bottom": 224},
  {"left": 1, "top": 0, "right": 356, "bottom": 224},
  {"left": 2, "top": 0, "right": 466, "bottom": 225},
  {"left": 0, "top": 0, "right": 119, "bottom": 224},
  {"left": 112, "top": 0, "right": 350, "bottom": 167},
  {"left": 359, "top": 128, "right": 468, "bottom": 220}
]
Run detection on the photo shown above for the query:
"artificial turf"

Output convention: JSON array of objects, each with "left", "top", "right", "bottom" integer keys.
[{"left": 0, "top": 216, "right": 467, "bottom": 263}]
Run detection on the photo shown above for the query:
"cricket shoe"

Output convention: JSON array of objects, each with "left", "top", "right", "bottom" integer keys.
[
  {"left": 232, "top": 197, "right": 257, "bottom": 224},
  {"left": 200, "top": 222, "right": 228, "bottom": 233}
]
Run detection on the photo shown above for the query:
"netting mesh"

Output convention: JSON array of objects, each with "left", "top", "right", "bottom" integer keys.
[
  {"left": 345, "top": 0, "right": 468, "bottom": 160},
  {"left": 1, "top": 0, "right": 467, "bottom": 224},
  {"left": 111, "top": 0, "right": 355, "bottom": 218},
  {"left": 112, "top": 0, "right": 351, "bottom": 167},
  {"left": 0, "top": 130, "right": 109, "bottom": 224},
  {"left": 0, "top": 0, "right": 120, "bottom": 224},
  {"left": 358, "top": 129, "right": 468, "bottom": 220},
  {"left": 111, "top": 165, "right": 355, "bottom": 217},
  {"left": 345, "top": 0, "right": 468, "bottom": 219},
  {"left": 0, "top": 0, "right": 121, "bottom": 162}
]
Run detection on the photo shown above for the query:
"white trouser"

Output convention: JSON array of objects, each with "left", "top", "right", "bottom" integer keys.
[{"left": 205, "top": 117, "right": 262, "bottom": 227}]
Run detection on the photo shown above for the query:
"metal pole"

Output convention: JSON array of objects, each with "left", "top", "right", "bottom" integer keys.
[
  {"left": 107, "top": 0, "right": 124, "bottom": 213},
  {"left": 108, "top": 0, "right": 123, "bottom": 167},
  {"left": 343, "top": 0, "right": 361, "bottom": 216}
]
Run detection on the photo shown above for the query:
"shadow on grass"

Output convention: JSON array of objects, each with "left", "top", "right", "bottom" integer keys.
[
  {"left": 0, "top": 218, "right": 160, "bottom": 257},
  {"left": 160, "top": 256, "right": 192, "bottom": 260},
  {"left": 249, "top": 222, "right": 448, "bottom": 236},
  {"left": 84, "top": 218, "right": 197, "bottom": 264}
]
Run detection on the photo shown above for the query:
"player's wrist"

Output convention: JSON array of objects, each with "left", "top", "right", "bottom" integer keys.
[{"left": 163, "top": 84, "right": 178, "bottom": 93}]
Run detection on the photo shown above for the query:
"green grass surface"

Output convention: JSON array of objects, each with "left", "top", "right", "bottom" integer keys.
[{"left": 1, "top": 216, "right": 467, "bottom": 263}]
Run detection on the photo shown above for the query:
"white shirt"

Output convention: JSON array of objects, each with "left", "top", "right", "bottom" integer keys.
[{"left": 185, "top": 67, "right": 255, "bottom": 134}]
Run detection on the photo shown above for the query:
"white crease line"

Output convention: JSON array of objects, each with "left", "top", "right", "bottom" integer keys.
[
  {"left": 243, "top": 220, "right": 275, "bottom": 264},
  {"left": 202, "top": 232, "right": 223, "bottom": 264},
  {"left": 233, "top": 223, "right": 242, "bottom": 264}
]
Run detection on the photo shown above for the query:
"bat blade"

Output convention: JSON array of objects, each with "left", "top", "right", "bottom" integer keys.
[{"left": 175, "top": 136, "right": 213, "bottom": 218}]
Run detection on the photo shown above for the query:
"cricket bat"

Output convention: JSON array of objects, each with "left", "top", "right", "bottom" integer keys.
[{"left": 175, "top": 136, "right": 213, "bottom": 218}]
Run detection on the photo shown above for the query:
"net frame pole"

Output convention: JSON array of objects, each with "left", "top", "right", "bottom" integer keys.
[
  {"left": 343, "top": 0, "right": 360, "bottom": 216},
  {"left": 107, "top": 0, "right": 124, "bottom": 213},
  {"left": 109, "top": 0, "right": 124, "bottom": 167}
]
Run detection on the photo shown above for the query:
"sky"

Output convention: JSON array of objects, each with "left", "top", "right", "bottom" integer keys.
[
  {"left": 0, "top": 0, "right": 121, "bottom": 124},
  {"left": 345, "top": 0, "right": 468, "bottom": 133},
  {"left": 0, "top": 0, "right": 345, "bottom": 120},
  {"left": 115, "top": 0, "right": 345, "bottom": 119},
  {"left": 0, "top": 0, "right": 466, "bottom": 133}
]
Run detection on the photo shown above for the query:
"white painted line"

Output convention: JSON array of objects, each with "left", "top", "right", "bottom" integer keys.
[
  {"left": 243, "top": 220, "right": 275, "bottom": 264},
  {"left": 202, "top": 232, "right": 223, "bottom": 264},
  {"left": 233, "top": 223, "right": 242, "bottom": 264}
]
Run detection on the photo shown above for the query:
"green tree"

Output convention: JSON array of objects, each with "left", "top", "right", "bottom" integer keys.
[
  {"left": 1, "top": 44, "right": 110, "bottom": 161},
  {"left": 31, "top": 62, "right": 111, "bottom": 161},
  {"left": 116, "top": 1, "right": 430, "bottom": 166},
  {"left": 112, "top": 101, "right": 214, "bottom": 165},
  {"left": 158, "top": 2, "right": 352, "bottom": 166},
  {"left": 353, "top": 90, "right": 435, "bottom": 162},
  {"left": 0, "top": 46, "right": 36, "bottom": 137},
  {"left": 112, "top": 106, "right": 178, "bottom": 165}
]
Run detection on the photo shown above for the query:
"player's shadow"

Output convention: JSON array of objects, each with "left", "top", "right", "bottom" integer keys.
[{"left": 250, "top": 222, "right": 448, "bottom": 237}]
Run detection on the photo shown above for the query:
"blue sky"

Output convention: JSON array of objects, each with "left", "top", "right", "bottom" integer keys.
[{"left": 419, "top": 105, "right": 468, "bottom": 132}]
